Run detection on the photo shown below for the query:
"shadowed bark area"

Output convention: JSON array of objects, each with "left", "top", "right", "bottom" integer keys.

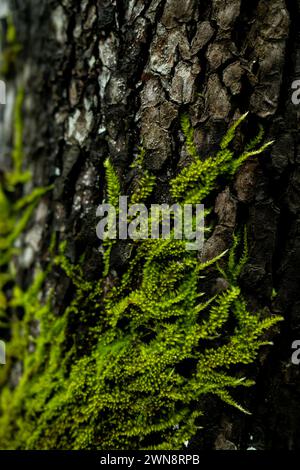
[{"left": 1, "top": 0, "right": 300, "bottom": 449}]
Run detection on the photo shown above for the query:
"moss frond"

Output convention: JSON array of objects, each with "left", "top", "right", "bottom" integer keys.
[{"left": 104, "top": 157, "right": 121, "bottom": 207}]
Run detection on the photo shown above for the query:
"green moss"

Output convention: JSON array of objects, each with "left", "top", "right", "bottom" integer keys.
[
  {"left": 0, "top": 16, "right": 22, "bottom": 78},
  {"left": 0, "top": 88, "right": 52, "bottom": 257},
  {"left": 0, "top": 86, "right": 53, "bottom": 392},
  {"left": 0, "top": 113, "right": 283, "bottom": 450},
  {"left": 130, "top": 148, "right": 156, "bottom": 205},
  {"left": 170, "top": 113, "right": 273, "bottom": 204},
  {"left": 5, "top": 87, "right": 31, "bottom": 188}
]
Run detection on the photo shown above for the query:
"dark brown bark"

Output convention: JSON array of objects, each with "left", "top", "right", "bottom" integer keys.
[{"left": 1, "top": 0, "right": 300, "bottom": 449}]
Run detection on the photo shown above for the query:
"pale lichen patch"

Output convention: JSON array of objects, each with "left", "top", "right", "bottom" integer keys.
[
  {"left": 66, "top": 108, "right": 94, "bottom": 146},
  {"left": 51, "top": 6, "right": 68, "bottom": 44}
]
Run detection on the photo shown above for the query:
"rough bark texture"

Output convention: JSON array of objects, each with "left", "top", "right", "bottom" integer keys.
[{"left": 1, "top": 0, "right": 300, "bottom": 449}]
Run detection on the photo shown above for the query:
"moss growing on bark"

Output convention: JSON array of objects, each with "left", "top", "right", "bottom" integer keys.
[{"left": 0, "top": 114, "right": 282, "bottom": 450}]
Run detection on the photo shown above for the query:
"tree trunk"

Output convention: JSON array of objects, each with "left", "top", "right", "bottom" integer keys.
[{"left": 0, "top": 0, "right": 299, "bottom": 450}]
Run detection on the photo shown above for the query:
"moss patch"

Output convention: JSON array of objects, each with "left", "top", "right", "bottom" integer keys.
[{"left": 0, "top": 113, "right": 282, "bottom": 450}]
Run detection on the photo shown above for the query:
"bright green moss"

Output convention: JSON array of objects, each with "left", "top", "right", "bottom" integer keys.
[
  {"left": 170, "top": 113, "right": 273, "bottom": 204},
  {"left": 0, "top": 113, "right": 283, "bottom": 450},
  {"left": 130, "top": 148, "right": 156, "bottom": 205}
]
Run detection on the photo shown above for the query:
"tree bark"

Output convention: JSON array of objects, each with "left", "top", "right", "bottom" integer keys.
[{"left": 1, "top": 0, "right": 300, "bottom": 450}]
